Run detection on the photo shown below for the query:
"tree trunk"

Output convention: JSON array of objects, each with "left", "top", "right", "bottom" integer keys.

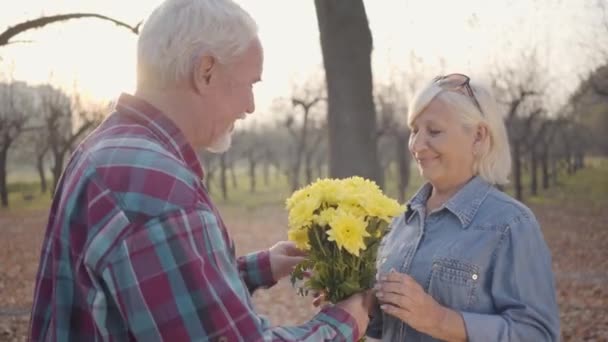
[
  {"left": 290, "top": 159, "right": 300, "bottom": 192},
  {"left": 575, "top": 152, "right": 584, "bottom": 170},
  {"left": 37, "top": 153, "right": 48, "bottom": 194},
  {"left": 512, "top": 142, "right": 523, "bottom": 201},
  {"left": 316, "top": 160, "right": 324, "bottom": 179},
  {"left": 530, "top": 147, "right": 538, "bottom": 196},
  {"left": 304, "top": 151, "right": 314, "bottom": 185},
  {"left": 0, "top": 147, "right": 8, "bottom": 208},
  {"left": 551, "top": 155, "right": 558, "bottom": 185},
  {"left": 249, "top": 158, "right": 256, "bottom": 194},
  {"left": 564, "top": 145, "right": 574, "bottom": 175},
  {"left": 314, "top": 0, "right": 382, "bottom": 185},
  {"left": 541, "top": 149, "right": 550, "bottom": 190},
  {"left": 204, "top": 172, "right": 213, "bottom": 194},
  {"left": 263, "top": 157, "right": 270, "bottom": 187},
  {"left": 230, "top": 162, "right": 238, "bottom": 190},
  {"left": 396, "top": 132, "right": 410, "bottom": 203},
  {"left": 51, "top": 151, "right": 66, "bottom": 196},
  {"left": 220, "top": 154, "right": 228, "bottom": 200}
]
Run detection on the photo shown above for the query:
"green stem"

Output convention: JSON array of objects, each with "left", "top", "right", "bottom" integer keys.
[{"left": 313, "top": 226, "right": 328, "bottom": 257}]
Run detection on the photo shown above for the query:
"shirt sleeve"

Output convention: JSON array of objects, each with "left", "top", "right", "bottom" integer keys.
[
  {"left": 237, "top": 250, "right": 277, "bottom": 293},
  {"left": 461, "top": 214, "right": 560, "bottom": 342},
  {"left": 97, "top": 207, "right": 361, "bottom": 341}
]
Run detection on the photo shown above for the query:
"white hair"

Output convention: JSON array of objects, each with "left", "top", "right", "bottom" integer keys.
[
  {"left": 408, "top": 78, "right": 512, "bottom": 185},
  {"left": 137, "top": 0, "right": 258, "bottom": 89}
]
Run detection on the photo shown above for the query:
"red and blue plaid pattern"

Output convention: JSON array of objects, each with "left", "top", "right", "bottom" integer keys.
[{"left": 29, "top": 93, "right": 359, "bottom": 341}]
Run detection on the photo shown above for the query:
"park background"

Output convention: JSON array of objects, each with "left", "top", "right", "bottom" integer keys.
[{"left": 1, "top": 0, "right": 607, "bottom": 340}]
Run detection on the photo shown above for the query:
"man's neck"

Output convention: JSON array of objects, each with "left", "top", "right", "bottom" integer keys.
[{"left": 134, "top": 87, "right": 210, "bottom": 148}]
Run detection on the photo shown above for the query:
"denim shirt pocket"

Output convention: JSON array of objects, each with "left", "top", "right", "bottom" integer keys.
[{"left": 426, "top": 257, "right": 479, "bottom": 311}]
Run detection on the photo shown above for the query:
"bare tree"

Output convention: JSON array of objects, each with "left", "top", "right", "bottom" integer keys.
[
  {"left": 286, "top": 95, "right": 324, "bottom": 191},
  {"left": 302, "top": 124, "right": 326, "bottom": 184},
  {"left": 218, "top": 153, "right": 229, "bottom": 200},
  {"left": 586, "top": 0, "right": 608, "bottom": 96},
  {"left": 314, "top": 0, "right": 382, "bottom": 185},
  {"left": 38, "top": 86, "right": 101, "bottom": 194},
  {"left": 0, "top": 81, "right": 33, "bottom": 207},
  {"left": 374, "top": 65, "right": 424, "bottom": 202},
  {"left": 232, "top": 129, "right": 263, "bottom": 194},
  {"left": 570, "top": 65, "right": 608, "bottom": 157},
  {"left": 198, "top": 151, "right": 218, "bottom": 194},
  {"left": 492, "top": 52, "right": 548, "bottom": 201},
  {"left": 376, "top": 83, "right": 410, "bottom": 201}
]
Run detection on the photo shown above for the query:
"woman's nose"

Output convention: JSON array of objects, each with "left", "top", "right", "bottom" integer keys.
[{"left": 409, "top": 132, "right": 426, "bottom": 154}]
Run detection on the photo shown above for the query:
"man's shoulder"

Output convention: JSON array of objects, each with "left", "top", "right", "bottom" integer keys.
[{"left": 76, "top": 122, "right": 202, "bottom": 214}]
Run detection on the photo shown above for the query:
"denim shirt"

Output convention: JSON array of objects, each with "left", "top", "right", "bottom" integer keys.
[{"left": 367, "top": 176, "right": 560, "bottom": 341}]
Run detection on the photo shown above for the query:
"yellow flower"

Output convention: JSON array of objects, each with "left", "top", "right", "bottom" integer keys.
[
  {"left": 326, "top": 210, "right": 370, "bottom": 256},
  {"left": 288, "top": 227, "right": 310, "bottom": 250},
  {"left": 288, "top": 195, "right": 321, "bottom": 229},
  {"left": 362, "top": 196, "right": 403, "bottom": 222},
  {"left": 314, "top": 207, "right": 338, "bottom": 226}
]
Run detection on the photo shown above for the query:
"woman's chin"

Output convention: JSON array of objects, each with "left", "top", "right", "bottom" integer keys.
[{"left": 419, "top": 168, "right": 439, "bottom": 181}]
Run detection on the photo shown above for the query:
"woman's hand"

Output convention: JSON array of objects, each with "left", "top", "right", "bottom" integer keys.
[{"left": 375, "top": 270, "right": 447, "bottom": 336}]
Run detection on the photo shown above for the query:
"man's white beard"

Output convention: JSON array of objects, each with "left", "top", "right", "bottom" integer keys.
[{"left": 206, "top": 131, "right": 233, "bottom": 154}]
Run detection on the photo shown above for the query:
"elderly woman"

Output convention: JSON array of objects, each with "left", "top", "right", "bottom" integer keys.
[{"left": 366, "top": 74, "right": 560, "bottom": 341}]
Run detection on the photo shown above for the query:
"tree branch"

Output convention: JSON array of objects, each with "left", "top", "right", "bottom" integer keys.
[{"left": 0, "top": 13, "right": 141, "bottom": 46}]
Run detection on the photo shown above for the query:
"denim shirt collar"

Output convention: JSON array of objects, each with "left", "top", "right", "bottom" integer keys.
[{"left": 406, "top": 176, "right": 492, "bottom": 229}]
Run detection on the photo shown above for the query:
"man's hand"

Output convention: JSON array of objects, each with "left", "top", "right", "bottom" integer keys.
[
  {"left": 335, "top": 291, "right": 375, "bottom": 338},
  {"left": 268, "top": 241, "right": 306, "bottom": 281}
]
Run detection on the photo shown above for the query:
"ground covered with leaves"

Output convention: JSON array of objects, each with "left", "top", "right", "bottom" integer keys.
[{"left": 1, "top": 164, "right": 607, "bottom": 341}]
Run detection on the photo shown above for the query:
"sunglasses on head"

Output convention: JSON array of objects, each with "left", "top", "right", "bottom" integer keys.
[{"left": 433, "top": 73, "right": 484, "bottom": 116}]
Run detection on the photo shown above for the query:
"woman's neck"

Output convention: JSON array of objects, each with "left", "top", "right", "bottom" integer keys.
[{"left": 426, "top": 176, "right": 474, "bottom": 212}]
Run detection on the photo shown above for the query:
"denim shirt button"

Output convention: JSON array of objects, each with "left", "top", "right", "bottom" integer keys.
[{"left": 472, "top": 274, "right": 478, "bottom": 280}]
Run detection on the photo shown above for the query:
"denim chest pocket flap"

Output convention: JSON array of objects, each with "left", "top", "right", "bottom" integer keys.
[{"left": 427, "top": 257, "right": 480, "bottom": 310}]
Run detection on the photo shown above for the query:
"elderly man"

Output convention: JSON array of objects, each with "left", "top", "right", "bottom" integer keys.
[{"left": 29, "top": 0, "right": 371, "bottom": 340}]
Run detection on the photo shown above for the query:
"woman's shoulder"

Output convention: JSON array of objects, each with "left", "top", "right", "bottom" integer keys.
[{"left": 476, "top": 186, "right": 540, "bottom": 231}]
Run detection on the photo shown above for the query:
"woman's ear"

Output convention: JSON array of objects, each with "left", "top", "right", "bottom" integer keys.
[{"left": 473, "top": 124, "right": 488, "bottom": 154}]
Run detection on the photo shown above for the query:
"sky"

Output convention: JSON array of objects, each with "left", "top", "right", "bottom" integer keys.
[{"left": 0, "top": 0, "right": 604, "bottom": 124}]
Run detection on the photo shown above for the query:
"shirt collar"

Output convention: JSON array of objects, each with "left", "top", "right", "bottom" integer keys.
[
  {"left": 406, "top": 176, "right": 492, "bottom": 229},
  {"left": 114, "top": 93, "right": 204, "bottom": 180}
]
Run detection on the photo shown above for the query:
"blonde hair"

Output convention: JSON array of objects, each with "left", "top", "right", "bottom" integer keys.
[
  {"left": 137, "top": 0, "right": 258, "bottom": 89},
  {"left": 408, "top": 78, "right": 512, "bottom": 185}
]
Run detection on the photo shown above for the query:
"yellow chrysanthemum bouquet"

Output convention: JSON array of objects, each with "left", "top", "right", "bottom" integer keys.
[{"left": 286, "top": 176, "right": 403, "bottom": 303}]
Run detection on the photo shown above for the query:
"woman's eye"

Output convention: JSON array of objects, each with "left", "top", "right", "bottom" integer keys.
[{"left": 429, "top": 129, "right": 441, "bottom": 136}]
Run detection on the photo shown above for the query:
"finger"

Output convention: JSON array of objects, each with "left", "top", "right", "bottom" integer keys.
[
  {"left": 381, "top": 303, "right": 411, "bottom": 321},
  {"left": 376, "top": 291, "right": 411, "bottom": 310},
  {"left": 312, "top": 293, "right": 326, "bottom": 307},
  {"left": 377, "top": 281, "right": 407, "bottom": 296},
  {"left": 383, "top": 272, "right": 420, "bottom": 291},
  {"left": 282, "top": 241, "right": 309, "bottom": 256},
  {"left": 312, "top": 289, "right": 327, "bottom": 298},
  {"left": 280, "top": 255, "right": 306, "bottom": 267},
  {"left": 400, "top": 273, "right": 424, "bottom": 290},
  {"left": 383, "top": 270, "right": 410, "bottom": 283}
]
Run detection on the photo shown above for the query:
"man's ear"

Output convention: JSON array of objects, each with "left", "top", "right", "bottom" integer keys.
[{"left": 193, "top": 55, "right": 215, "bottom": 93}]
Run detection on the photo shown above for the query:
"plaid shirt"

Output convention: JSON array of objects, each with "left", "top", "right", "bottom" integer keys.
[{"left": 29, "top": 93, "right": 360, "bottom": 341}]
